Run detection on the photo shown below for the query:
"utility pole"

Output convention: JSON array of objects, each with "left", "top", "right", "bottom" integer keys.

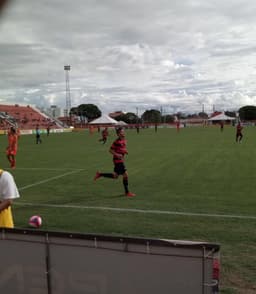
[{"left": 64, "top": 65, "right": 71, "bottom": 125}]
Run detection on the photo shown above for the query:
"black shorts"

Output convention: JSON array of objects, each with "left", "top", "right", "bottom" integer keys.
[{"left": 114, "top": 162, "right": 127, "bottom": 175}]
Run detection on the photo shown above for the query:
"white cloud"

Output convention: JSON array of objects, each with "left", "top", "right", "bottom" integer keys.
[{"left": 0, "top": 0, "right": 256, "bottom": 115}]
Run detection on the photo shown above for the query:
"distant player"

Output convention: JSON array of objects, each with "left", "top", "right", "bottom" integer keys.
[
  {"left": 6, "top": 126, "right": 18, "bottom": 169},
  {"left": 46, "top": 125, "right": 50, "bottom": 136},
  {"left": 99, "top": 127, "right": 109, "bottom": 144},
  {"left": 94, "top": 127, "right": 136, "bottom": 197},
  {"left": 236, "top": 122, "right": 243, "bottom": 142},
  {"left": 89, "top": 126, "right": 95, "bottom": 135},
  {"left": 36, "top": 125, "right": 42, "bottom": 144},
  {"left": 176, "top": 120, "right": 180, "bottom": 132},
  {"left": 220, "top": 121, "right": 224, "bottom": 132}
]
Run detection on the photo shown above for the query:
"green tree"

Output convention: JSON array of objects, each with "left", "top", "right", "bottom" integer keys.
[
  {"left": 141, "top": 109, "right": 161, "bottom": 123},
  {"left": 70, "top": 107, "right": 78, "bottom": 115},
  {"left": 225, "top": 111, "right": 236, "bottom": 118},
  {"left": 115, "top": 113, "right": 140, "bottom": 124},
  {"left": 70, "top": 104, "right": 101, "bottom": 122},
  {"left": 123, "top": 112, "right": 138, "bottom": 124},
  {"left": 239, "top": 105, "right": 256, "bottom": 120},
  {"left": 176, "top": 112, "right": 187, "bottom": 119},
  {"left": 198, "top": 112, "right": 208, "bottom": 118},
  {"left": 161, "top": 115, "right": 175, "bottom": 123}
]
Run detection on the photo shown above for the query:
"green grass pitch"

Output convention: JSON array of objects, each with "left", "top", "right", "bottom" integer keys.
[{"left": 0, "top": 126, "right": 256, "bottom": 293}]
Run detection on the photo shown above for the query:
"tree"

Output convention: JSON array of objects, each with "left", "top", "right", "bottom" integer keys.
[
  {"left": 115, "top": 113, "right": 140, "bottom": 124},
  {"left": 176, "top": 112, "right": 187, "bottom": 119},
  {"left": 141, "top": 109, "right": 161, "bottom": 123},
  {"left": 70, "top": 104, "right": 101, "bottom": 122},
  {"left": 239, "top": 105, "right": 256, "bottom": 120},
  {"left": 161, "top": 115, "right": 175, "bottom": 123},
  {"left": 225, "top": 111, "right": 236, "bottom": 118},
  {"left": 70, "top": 107, "right": 78, "bottom": 115},
  {"left": 198, "top": 112, "right": 208, "bottom": 118},
  {"left": 114, "top": 114, "right": 125, "bottom": 121}
]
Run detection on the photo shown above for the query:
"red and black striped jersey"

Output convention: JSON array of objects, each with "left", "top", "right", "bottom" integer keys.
[
  {"left": 110, "top": 138, "right": 127, "bottom": 163},
  {"left": 102, "top": 129, "right": 108, "bottom": 138},
  {"left": 236, "top": 124, "right": 243, "bottom": 133}
]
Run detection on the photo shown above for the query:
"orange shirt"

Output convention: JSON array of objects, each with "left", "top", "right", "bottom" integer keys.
[{"left": 8, "top": 134, "right": 18, "bottom": 152}]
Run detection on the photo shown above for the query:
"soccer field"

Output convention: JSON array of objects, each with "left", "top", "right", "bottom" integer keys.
[{"left": 1, "top": 126, "right": 256, "bottom": 293}]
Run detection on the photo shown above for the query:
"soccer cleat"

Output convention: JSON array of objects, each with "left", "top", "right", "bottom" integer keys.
[
  {"left": 94, "top": 171, "right": 101, "bottom": 181},
  {"left": 126, "top": 192, "right": 136, "bottom": 197}
]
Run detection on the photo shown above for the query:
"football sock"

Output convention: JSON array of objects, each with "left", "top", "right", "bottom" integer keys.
[{"left": 123, "top": 178, "right": 129, "bottom": 193}]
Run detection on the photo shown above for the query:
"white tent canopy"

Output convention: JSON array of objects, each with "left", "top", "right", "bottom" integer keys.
[
  {"left": 89, "top": 114, "right": 119, "bottom": 124},
  {"left": 208, "top": 113, "right": 236, "bottom": 121}
]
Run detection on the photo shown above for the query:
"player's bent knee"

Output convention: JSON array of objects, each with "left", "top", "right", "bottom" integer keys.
[{"left": 123, "top": 173, "right": 128, "bottom": 179}]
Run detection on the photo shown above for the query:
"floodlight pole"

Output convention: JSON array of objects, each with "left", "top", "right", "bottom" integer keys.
[{"left": 64, "top": 65, "right": 71, "bottom": 126}]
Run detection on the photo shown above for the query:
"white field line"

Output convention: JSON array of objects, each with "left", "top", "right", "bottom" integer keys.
[
  {"left": 19, "top": 170, "right": 84, "bottom": 191},
  {"left": 14, "top": 202, "right": 256, "bottom": 220},
  {"left": 5, "top": 167, "right": 85, "bottom": 171}
]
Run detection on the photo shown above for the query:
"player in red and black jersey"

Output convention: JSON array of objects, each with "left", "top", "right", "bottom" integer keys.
[
  {"left": 94, "top": 127, "right": 136, "bottom": 197},
  {"left": 99, "top": 127, "right": 109, "bottom": 144},
  {"left": 236, "top": 122, "right": 243, "bottom": 142}
]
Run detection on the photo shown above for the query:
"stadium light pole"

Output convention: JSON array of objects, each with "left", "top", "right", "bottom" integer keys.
[{"left": 64, "top": 65, "right": 71, "bottom": 126}]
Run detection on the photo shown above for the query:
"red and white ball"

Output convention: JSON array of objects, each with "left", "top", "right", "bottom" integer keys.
[{"left": 29, "top": 215, "right": 42, "bottom": 228}]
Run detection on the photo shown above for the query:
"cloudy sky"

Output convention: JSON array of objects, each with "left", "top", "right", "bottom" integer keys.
[{"left": 1, "top": 0, "right": 256, "bottom": 115}]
